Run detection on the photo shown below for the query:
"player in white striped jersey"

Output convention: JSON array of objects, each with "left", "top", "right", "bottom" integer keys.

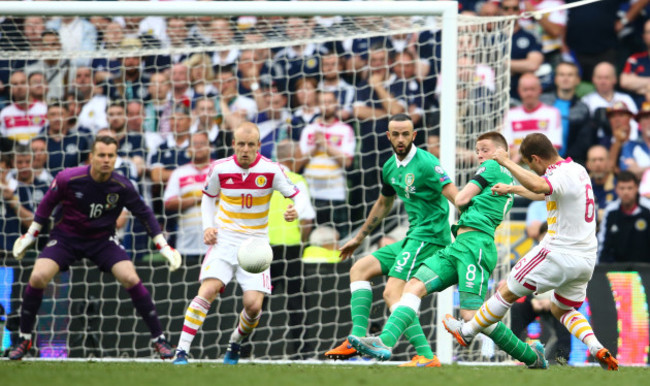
[
  {"left": 444, "top": 133, "right": 618, "bottom": 371},
  {"left": 173, "top": 122, "right": 311, "bottom": 365}
]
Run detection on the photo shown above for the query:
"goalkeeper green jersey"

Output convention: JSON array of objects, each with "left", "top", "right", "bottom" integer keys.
[
  {"left": 454, "top": 159, "right": 514, "bottom": 238},
  {"left": 381, "top": 146, "right": 452, "bottom": 246}
]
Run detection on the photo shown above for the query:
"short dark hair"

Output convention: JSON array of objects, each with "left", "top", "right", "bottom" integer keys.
[
  {"left": 91, "top": 135, "right": 119, "bottom": 153},
  {"left": 519, "top": 133, "right": 558, "bottom": 162},
  {"left": 27, "top": 71, "right": 45, "bottom": 83},
  {"left": 617, "top": 170, "right": 639, "bottom": 186},
  {"left": 477, "top": 131, "right": 508, "bottom": 150},
  {"left": 107, "top": 100, "right": 126, "bottom": 112},
  {"left": 13, "top": 143, "right": 31, "bottom": 156},
  {"left": 389, "top": 113, "right": 412, "bottom": 123}
]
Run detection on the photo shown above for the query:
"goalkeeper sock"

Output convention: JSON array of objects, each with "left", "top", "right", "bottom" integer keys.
[
  {"left": 230, "top": 310, "right": 261, "bottom": 343},
  {"left": 379, "top": 293, "right": 420, "bottom": 347},
  {"left": 127, "top": 281, "right": 163, "bottom": 338},
  {"left": 19, "top": 284, "right": 44, "bottom": 338},
  {"left": 403, "top": 317, "right": 435, "bottom": 359},
  {"left": 484, "top": 322, "right": 538, "bottom": 366},
  {"left": 463, "top": 291, "right": 512, "bottom": 337},
  {"left": 559, "top": 309, "right": 603, "bottom": 356},
  {"left": 178, "top": 296, "right": 211, "bottom": 352},
  {"left": 349, "top": 281, "right": 373, "bottom": 337}
]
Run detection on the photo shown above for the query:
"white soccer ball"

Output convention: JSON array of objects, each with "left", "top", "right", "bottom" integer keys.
[{"left": 237, "top": 237, "right": 273, "bottom": 274}]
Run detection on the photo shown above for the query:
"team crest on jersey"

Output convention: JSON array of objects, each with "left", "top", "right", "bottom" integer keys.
[
  {"left": 435, "top": 166, "right": 445, "bottom": 175},
  {"left": 106, "top": 193, "right": 119, "bottom": 209},
  {"left": 538, "top": 120, "right": 548, "bottom": 129},
  {"left": 405, "top": 173, "right": 415, "bottom": 186},
  {"left": 636, "top": 219, "right": 647, "bottom": 231},
  {"left": 46, "top": 240, "right": 58, "bottom": 247},
  {"left": 255, "top": 175, "right": 267, "bottom": 187}
]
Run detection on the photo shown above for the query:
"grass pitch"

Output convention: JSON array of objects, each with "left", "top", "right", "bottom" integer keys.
[{"left": 1, "top": 361, "right": 646, "bottom": 386}]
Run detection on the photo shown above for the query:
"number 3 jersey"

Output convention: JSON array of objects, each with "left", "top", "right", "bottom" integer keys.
[
  {"left": 202, "top": 153, "right": 299, "bottom": 243},
  {"left": 33, "top": 165, "right": 161, "bottom": 239},
  {"left": 540, "top": 158, "right": 597, "bottom": 258}
]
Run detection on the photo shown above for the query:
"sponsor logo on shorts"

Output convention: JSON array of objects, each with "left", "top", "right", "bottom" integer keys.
[{"left": 46, "top": 240, "right": 58, "bottom": 247}]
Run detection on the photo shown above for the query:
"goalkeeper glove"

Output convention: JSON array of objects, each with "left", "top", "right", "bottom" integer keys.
[
  {"left": 13, "top": 222, "right": 42, "bottom": 260},
  {"left": 153, "top": 234, "right": 182, "bottom": 272}
]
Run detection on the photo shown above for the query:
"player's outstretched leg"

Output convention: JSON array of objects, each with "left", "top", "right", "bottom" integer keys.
[
  {"left": 325, "top": 281, "right": 372, "bottom": 360},
  {"left": 125, "top": 280, "right": 173, "bottom": 359},
  {"left": 442, "top": 314, "right": 473, "bottom": 347},
  {"left": 224, "top": 309, "right": 261, "bottom": 365},
  {"left": 558, "top": 309, "right": 618, "bottom": 371},
  {"left": 399, "top": 314, "right": 440, "bottom": 367},
  {"left": 528, "top": 341, "right": 549, "bottom": 369},
  {"left": 174, "top": 295, "right": 212, "bottom": 365}
]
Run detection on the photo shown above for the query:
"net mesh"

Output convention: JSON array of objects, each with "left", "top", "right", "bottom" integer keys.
[{"left": 0, "top": 13, "right": 515, "bottom": 362}]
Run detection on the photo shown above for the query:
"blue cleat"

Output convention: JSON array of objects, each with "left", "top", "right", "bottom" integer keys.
[
  {"left": 347, "top": 335, "right": 392, "bottom": 361},
  {"left": 173, "top": 349, "right": 189, "bottom": 365},
  {"left": 528, "top": 341, "right": 548, "bottom": 369},
  {"left": 223, "top": 342, "right": 241, "bottom": 365}
]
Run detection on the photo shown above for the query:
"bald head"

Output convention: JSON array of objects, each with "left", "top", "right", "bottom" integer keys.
[
  {"left": 592, "top": 62, "right": 617, "bottom": 94},
  {"left": 518, "top": 73, "right": 542, "bottom": 109},
  {"left": 234, "top": 122, "right": 261, "bottom": 142}
]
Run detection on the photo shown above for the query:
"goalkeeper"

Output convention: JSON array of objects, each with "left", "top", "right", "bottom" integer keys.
[
  {"left": 325, "top": 114, "right": 458, "bottom": 367},
  {"left": 9, "top": 136, "right": 181, "bottom": 360}
]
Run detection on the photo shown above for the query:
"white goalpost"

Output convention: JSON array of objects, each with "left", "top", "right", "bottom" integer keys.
[{"left": 0, "top": 1, "right": 515, "bottom": 364}]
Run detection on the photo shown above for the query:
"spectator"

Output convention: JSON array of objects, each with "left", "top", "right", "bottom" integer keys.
[
  {"left": 149, "top": 104, "right": 193, "bottom": 186},
  {"left": 582, "top": 62, "right": 639, "bottom": 142},
  {"left": 169, "top": 63, "right": 192, "bottom": 115},
  {"left": 204, "top": 18, "right": 240, "bottom": 66},
  {"left": 519, "top": 0, "right": 567, "bottom": 67},
  {"left": 390, "top": 51, "right": 426, "bottom": 128},
  {"left": 163, "top": 131, "right": 212, "bottom": 261},
  {"left": 143, "top": 71, "right": 172, "bottom": 135},
  {"left": 24, "top": 30, "right": 70, "bottom": 102},
  {"left": 302, "top": 226, "right": 341, "bottom": 263},
  {"left": 540, "top": 61, "right": 593, "bottom": 165},
  {"left": 290, "top": 77, "right": 320, "bottom": 141},
  {"left": 616, "top": 101, "right": 650, "bottom": 178},
  {"left": 127, "top": 100, "right": 162, "bottom": 154},
  {"left": 0, "top": 155, "right": 18, "bottom": 255},
  {"left": 39, "top": 101, "right": 91, "bottom": 178},
  {"left": 92, "top": 21, "right": 126, "bottom": 82},
  {"left": 23, "top": 16, "right": 46, "bottom": 51},
  {"left": 268, "top": 139, "right": 316, "bottom": 358},
  {"left": 184, "top": 53, "right": 217, "bottom": 97},
  {"left": 0, "top": 70, "right": 47, "bottom": 143},
  {"left": 273, "top": 17, "right": 322, "bottom": 92},
  {"left": 106, "top": 38, "right": 150, "bottom": 102},
  {"left": 30, "top": 136, "right": 53, "bottom": 184},
  {"left": 191, "top": 97, "right": 232, "bottom": 160},
  {"left": 525, "top": 200, "right": 547, "bottom": 241},
  {"left": 318, "top": 52, "right": 354, "bottom": 122},
  {"left": 598, "top": 171, "right": 650, "bottom": 263},
  {"left": 300, "top": 91, "right": 355, "bottom": 238},
  {"left": 500, "top": 0, "right": 544, "bottom": 101},
  {"left": 106, "top": 101, "right": 146, "bottom": 178},
  {"left": 502, "top": 73, "right": 562, "bottom": 163},
  {"left": 214, "top": 64, "right": 257, "bottom": 132},
  {"left": 620, "top": 19, "right": 650, "bottom": 107},
  {"left": 27, "top": 72, "right": 48, "bottom": 104},
  {"left": 73, "top": 66, "right": 109, "bottom": 134},
  {"left": 46, "top": 17, "right": 97, "bottom": 67},
  {"left": 604, "top": 101, "right": 635, "bottom": 173},
  {"left": 586, "top": 144, "right": 617, "bottom": 223},
  {"left": 253, "top": 82, "right": 291, "bottom": 160}
]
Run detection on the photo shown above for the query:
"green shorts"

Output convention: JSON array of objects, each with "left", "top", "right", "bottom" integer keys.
[
  {"left": 414, "top": 231, "right": 497, "bottom": 308},
  {"left": 371, "top": 237, "right": 444, "bottom": 281}
]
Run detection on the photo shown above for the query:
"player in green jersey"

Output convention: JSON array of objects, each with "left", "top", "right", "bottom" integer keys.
[
  {"left": 348, "top": 131, "right": 551, "bottom": 368},
  {"left": 324, "top": 114, "right": 458, "bottom": 367}
]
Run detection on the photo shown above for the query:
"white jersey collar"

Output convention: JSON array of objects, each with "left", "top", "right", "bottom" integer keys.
[{"left": 395, "top": 145, "right": 417, "bottom": 168}]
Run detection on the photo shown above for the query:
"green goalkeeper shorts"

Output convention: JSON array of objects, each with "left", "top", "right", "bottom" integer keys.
[
  {"left": 415, "top": 231, "right": 497, "bottom": 305},
  {"left": 371, "top": 237, "right": 444, "bottom": 281}
]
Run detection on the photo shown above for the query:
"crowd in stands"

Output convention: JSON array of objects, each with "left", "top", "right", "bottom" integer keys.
[{"left": 1, "top": 0, "right": 650, "bottom": 265}]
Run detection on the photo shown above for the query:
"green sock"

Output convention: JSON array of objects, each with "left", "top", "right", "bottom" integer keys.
[
  {"left": 485, "top": 322, "right": 538, "bottom": 366},
  {"left": 350, "top": 288, "right": 373, "bottom": 337},
  {"left": 379, "top": 305, "right": 416, "bottom": 347},
  {"left": 403, "top": 317, "right": 434, "bottom": 359}
]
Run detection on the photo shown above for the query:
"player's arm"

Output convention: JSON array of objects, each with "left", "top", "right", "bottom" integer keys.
[
  {"left": 493, "top": 149, "right": 550, "bottom": 195},
  {"left": 339, "top": 193, "right": 395, "bottom": 260},
  {"left": 201, "top": 165, "right": 221, "bottom": 245},
  {"left": 441, "top": 182, "right": 459, "bottom": 207},
  {"left": 455, "top": 182, "right": 481, "bottom": 210},
  {"left": 491, "top": 183, "right": 545, "bottom": 201}
]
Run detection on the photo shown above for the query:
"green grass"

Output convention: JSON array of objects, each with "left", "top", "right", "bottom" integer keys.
[{"left": 1, "top": 361, "right": 647, "bottom": 386}]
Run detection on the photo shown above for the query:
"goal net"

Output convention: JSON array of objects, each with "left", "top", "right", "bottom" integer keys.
[{"left": 0, "top": 2, "right": 514, "bottom": 363}]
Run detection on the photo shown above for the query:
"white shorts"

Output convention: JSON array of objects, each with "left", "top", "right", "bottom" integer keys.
[
  {"left": 507, "top": 245, "right": 596, "bottom": 310},
  {"left": 199, "top": 240, "right": 272, "bottom": 294}
]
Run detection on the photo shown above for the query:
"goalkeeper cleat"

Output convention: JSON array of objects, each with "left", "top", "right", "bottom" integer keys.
[
  {"left": 8, "top": 339, "right": 32, "bottom": 360},
  {"left": 442, "top": 314, "right": 472, "bottom": 347},
  {"left": 347, "top": 335, "right": 392, "bottom": 361},
  {"left": 324, "top": 338, "right": 359, "bottom": 360},
  {"left": 153, "top": 337, "right": 174, "bottom": 360},
  {"left": 398, "top": 355, "right": 441, "bottom": 367},
  {"left": 595, "top": 348, "right": 619, "bottom": 371},
  {"left": 173, "top": 349, "right": 189, "bottom": 365},
  {"left": 528, "top": 342, "right": 549, "bottom": 370},
  {"left": 224, "top": 342, "right": 241, "bottom": 365}
]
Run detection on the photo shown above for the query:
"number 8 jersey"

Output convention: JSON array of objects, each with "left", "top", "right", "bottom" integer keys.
[
  {"left": 540, "top": 158, "right": 597, "bottom": 258},
  {"left": 202, "top": 154, "right": 299, "bottom": 243}
]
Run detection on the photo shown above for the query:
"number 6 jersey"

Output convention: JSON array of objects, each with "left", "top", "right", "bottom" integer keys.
[{"left": 540, "top": 158, "right": 597, "bottom": 258}]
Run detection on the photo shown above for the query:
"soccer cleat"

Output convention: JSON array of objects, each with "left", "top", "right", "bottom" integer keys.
[
  {"left": 8, "top": 339, "right": 32, "bottom": 360},
  {"left": 528, "top": 341, "right": 549, "bottom": 370},
  {"left": 223, "top": 342, "right": 241, "bottom": 365},
  {"left": 347, "top": 335, "right": 392, "bottom": 361},
  {"left": 324, "top": 338, "right": 359, "bottom": 360},
  {"left": 173, "top": 349, "right": 189, "bottom": 365},
  {"left": 153, "top": 337, "right": 174, "bottom": 360},
  {"left": 595, "top": 348, "right": 619, "bottom": 371},
  {"left": 442, "top": 314, "right": 472, "bottom": 347},
  {"left": 398, "top": 355, "right": 442, "bottom": 367}
]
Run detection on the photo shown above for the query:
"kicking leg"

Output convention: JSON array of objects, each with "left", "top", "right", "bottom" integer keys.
[{"left": 224, "top": 290, "right": 264, "bottom": 365}]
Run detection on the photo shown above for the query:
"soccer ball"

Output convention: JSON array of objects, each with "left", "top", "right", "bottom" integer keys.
[{"left": 237, "top": 237, "right": 273, "bottom": 274}]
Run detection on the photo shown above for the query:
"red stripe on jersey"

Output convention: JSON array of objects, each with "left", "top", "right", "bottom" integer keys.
[
  {"left": 511, "top": 119, "right": 550, "bottom": 132},
  {"left": 219, "top": 173, "right": 275, "bottom": 189},
  {"left": 522, "top": 282, "right": 537, "bottom": 291},
  {"left": 3, "top": 114, "right": 46, "bottom": 128},
  {"left": 554, "top": 293, "right": 583, "bottom": 309},
  {"left": 543, "top": 176, "right": 553, "bottom": 195},
  {"left": 202, "top": 190, "right": 218, "bottom": 197}
]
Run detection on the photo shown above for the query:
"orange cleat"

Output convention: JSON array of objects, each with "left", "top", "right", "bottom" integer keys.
[
  {"left": 596, "top": 348, "right": 619, "bottom": 371},
  {"left": 398, "top": 355, "right": 442, "bottom": 367},
  {"left": 324, "top": 339, "right": 359, "bottom": 360}
]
